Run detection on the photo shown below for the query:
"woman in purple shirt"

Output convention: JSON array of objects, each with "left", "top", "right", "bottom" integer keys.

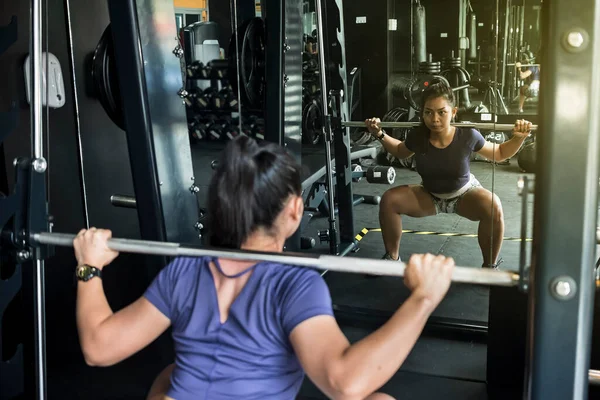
[
  {"left": 365, "top": 78, "right": 532, "bottom": 269},
  {"left": 73, "top": 136, "right": 455, "bottom": 399}
]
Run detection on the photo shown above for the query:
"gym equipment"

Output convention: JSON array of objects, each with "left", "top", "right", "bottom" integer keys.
[
  {"left": 33, "top": 231, "right": 517, "bottom": 286},
  {"left": 346, "top": 165, "right": 396, "bottom": 185},
  {"left": 404, "top": 74, "right": 446, "bottom": 111},
  {"left": 418, "top": 54, "right": 441, "bottom": 75},
  {"left": 110, "top": 195, "right": 136, "bottom": 209},
  {"left": 186, "top": 60, "right": 209, "bottom": 79},
  {"left": 342, "top": 120, "right": 538, "bottom": 131},
  {"left": 24, "top": 52, "right": 66, "bottom": 109},
  {"left": 518, "top": 141, "right": 536, "bottom": 172},
  {"left": 413, "top": 1, "right": 427, "bottom": 64},
  {"left": 206, "top": 59, "right": 229, "bottom": 79},
  {"left": 90, "top": 24, "right": 124, "bottom": 130},
  {"left": 364, "top": 166, "right": 396, "bottom": 185},
  {"left": 302, "top": 99, "right": 323, "bottom": 145},
  {"left": 229, "top": 17, "right": 266, "bottom": 110},
  {"left": 468, "top": 12, "right": 477, "bottom": 60}
]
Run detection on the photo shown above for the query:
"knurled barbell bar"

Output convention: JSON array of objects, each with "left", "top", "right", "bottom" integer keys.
[
  {"left": 31, "top": 232, "right": 600, "bottom": 289},
  {"left": 506, "top": 63, "right": 541, "bottom": 67},
  {"left": 35, "top": 232, "right": 517, "bottom": 287},
  {"left": 342, "top": 121, "right": 538, "bottom": 131}
]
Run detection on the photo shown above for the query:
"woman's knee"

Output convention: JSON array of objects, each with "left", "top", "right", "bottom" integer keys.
[
  {"left": 488, "top": 195, "right": 504, "bottom": 223},
  {"left": 380, "top": 187, "right": 409, "bottom": 214}
]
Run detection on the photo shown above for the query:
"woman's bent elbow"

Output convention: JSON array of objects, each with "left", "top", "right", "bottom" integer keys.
[
  {"left": 328, "top": 371, "right": 371, "bottom": 400},
  {"left": 81, "top": 341, "right": 118, "bottom": 367}
]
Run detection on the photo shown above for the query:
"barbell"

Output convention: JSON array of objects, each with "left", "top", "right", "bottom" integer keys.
[
  {"left": 34, "top": 231, "right": 518, "bottom": 287},
  {"left": 342, "top": 121, "right": 538, "bottom": 131},
  {"left": 507, "top": 63, "right": 541, "bottom": 67}
]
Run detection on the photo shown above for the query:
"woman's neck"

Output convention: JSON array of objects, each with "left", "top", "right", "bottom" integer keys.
[
  {"left": 430, "top": 125, "right": 454, "bottom": 140},
  {"left": 214, "top": 231, "right": 284, "bottom": 276},
  {"left": 241, "top": 231, "right": 284, "bottom": 253}
]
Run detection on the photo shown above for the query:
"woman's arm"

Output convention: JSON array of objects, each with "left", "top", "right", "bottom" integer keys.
[
  {"left": 77, "top": 285, "right": 170, "bottom": 366},
  {"left": 365, "top": 118, "right": 415, "bottom": 160},
  {"left": 476, "top": 120, "right": 532, "bottom": 162},
  {"left": 519, "top": 69, "right": 532, "bottom": 80},
  {"left": 74, "top": 229, "right": 171, "bottom": 366},
  {"left": 516, "top": 63, "right": 533, "bottom": 80},
  {"left": 290, "top": 254, "right": 454, "bottom": 400}
]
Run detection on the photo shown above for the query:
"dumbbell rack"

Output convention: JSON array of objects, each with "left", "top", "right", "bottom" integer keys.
[{"left": 181, "top": 59, "right": 266, "bottom": 143}]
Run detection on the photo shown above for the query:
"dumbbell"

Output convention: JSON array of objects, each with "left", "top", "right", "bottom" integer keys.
[
  {"left": 301, "top": 236, "right": 316, "bottom": 249},
  {"left": 346, "top": 165, "right": 396, "bottom": 185},
  {"left": 364, "top": 166, "right": 396, "bottom": 184},
  {"left": 193, "top": 88, "right": 212, "bottom": 110},
  {"left": 186, "top": 61, "right": 206, "bottom": 79},
  {"left": 181, "top": 88, "right": 199, "bottom": 109},
  {"left": 207, "top": 59, "right": 229, "bottom": 79},
  {"left": 213, "top": 87, "right": 238, "bottom": 111},
  {"left": 207, "top": 118, "right": 231, "bottom": 141},
  {"left": 210, "top": 89, "right": 227, "bottom": 110},
  {"left": 188, "top": 119, "right": 207, "bottom": 141},
  {"left": 189, "top": 115, "right": 218, "bottom": 140},
  {"left": 224, "top": 125, "right": 241, "bottom": 140},
  {"left": 251, "top": 117, "right": 266, "bottom": 140}
]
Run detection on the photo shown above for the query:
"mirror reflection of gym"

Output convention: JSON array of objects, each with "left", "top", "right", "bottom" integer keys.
[{"left": 347, "top": 0, "right": 503, "bottom": 273}]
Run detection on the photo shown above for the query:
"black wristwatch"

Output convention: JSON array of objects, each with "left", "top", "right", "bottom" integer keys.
[
  {"left": 375, "top": 129, "right": 386, "bottom": 141},
  {"left": 75, "top": 264, "right": 102, "bottom": 282}
]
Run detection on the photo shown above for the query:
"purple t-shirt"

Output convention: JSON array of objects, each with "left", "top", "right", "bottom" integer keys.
[
  {"left": 404, "top": 127, "right": 486, "bottom": 194},
  {"left": 144, "top": 256, "right": 333, "bottom": 400}
]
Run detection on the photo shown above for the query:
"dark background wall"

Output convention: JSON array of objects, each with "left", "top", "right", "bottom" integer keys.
[{"left": 343, "top": 0, "right": 391, "bottom": 118}]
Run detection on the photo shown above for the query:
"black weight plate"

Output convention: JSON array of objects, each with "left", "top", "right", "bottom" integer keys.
[
  {"left": 229, "top": 18, "right": 266, "bottom": 110},
  {"left": 302, "top": 100, "right": 322, "bottom": 145},
  {"left": 91, "top": 24, "right": 125, "bottom": 130},
  {"left": 241, "top": 18, "right": 265, "bottom": 109}
]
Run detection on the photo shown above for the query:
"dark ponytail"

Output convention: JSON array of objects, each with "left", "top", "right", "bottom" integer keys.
[
  {"left": 417, "top": 77, "right": 456, "bottom": 151},
  {"left": 207, "top": 136, "right": 302, "bottom": 248}
]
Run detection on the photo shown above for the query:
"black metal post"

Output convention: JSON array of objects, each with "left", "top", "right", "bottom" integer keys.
[
  {"left": 263, "top": 0, "right": 303, "bottom": 251},
  {"left": 330, "top": 91, "right": 355, "bottom": 251},
  {"left": 263, "top": 0, "right": 284, "bottom": 147},
  {"left": 107, "top": 0, "right": 200, "bottom": 261},
  {"left": 527, "top": 0, "right": 600, "bottom": 398}
]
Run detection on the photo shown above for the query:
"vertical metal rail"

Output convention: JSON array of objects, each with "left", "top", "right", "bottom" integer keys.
[
  {"left": 30, "top": 0, "right": 47, "bottom": 397},
  {"left": 527, "top": 0, "right": 600, "bottom": 398},
  {"left": 314, "top": 0, "right": 338, "bottom": 254},
  {"left": 64, "top": 0, "right": 90, "bottom": 228}
]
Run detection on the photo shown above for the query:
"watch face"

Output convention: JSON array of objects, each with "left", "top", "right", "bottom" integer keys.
[{"left": 76, "top": 265, "right": 93, "bottom": 281}]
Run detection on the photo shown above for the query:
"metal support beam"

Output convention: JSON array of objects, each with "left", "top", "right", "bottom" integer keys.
[{"left": 526, "top": 0, "right": 600, "bottom": 398}]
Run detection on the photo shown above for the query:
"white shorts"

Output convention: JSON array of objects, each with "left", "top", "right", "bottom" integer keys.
[{"left": 423, "top": 174, "right": 483, "bottom": 214}]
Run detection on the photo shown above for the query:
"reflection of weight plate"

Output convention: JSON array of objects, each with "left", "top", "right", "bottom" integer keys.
[
  {"left": 484, "top": 131, "right": 506, "bottom": 144},
  {"left": 229, "top": 18, "right": 266, "bottom": 110},
  {"left": 302, "top": 100, "right": 322, "bottom": 145},
  {"left": 91, "top": 24, "right": 125, "bottom": 130},
  {"left": 518, "top": 141, "right": 536, "bottom": 172},
  {"left": 405, "top": 75, "right": 450, "bottom": 111}
]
